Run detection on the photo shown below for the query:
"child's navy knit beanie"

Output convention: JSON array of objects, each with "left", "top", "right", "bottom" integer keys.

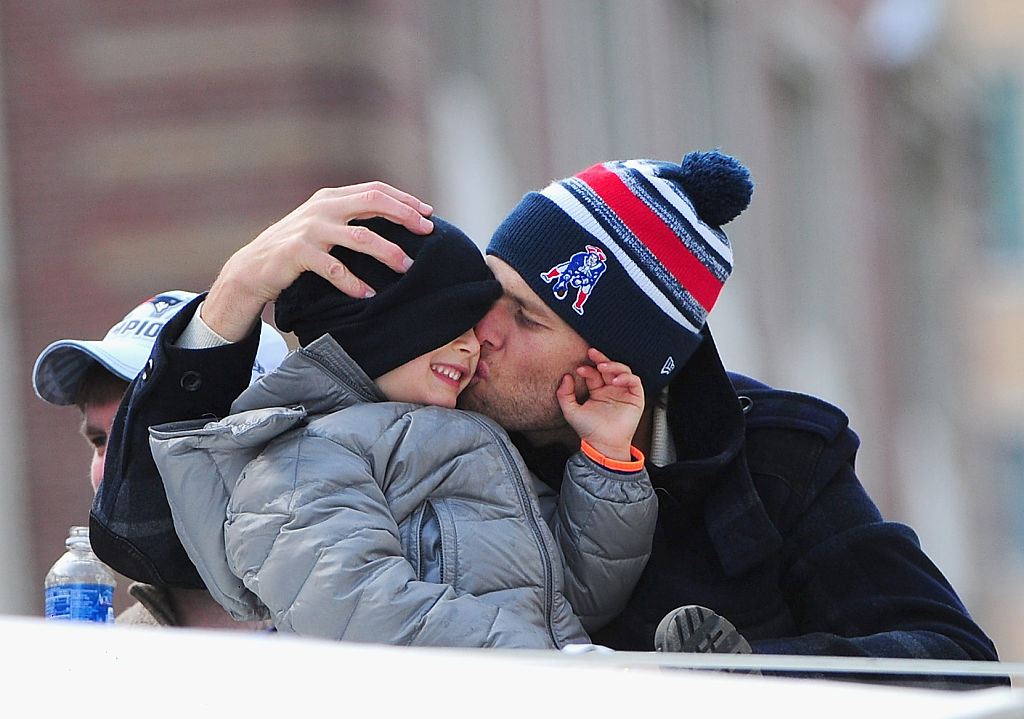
[{"left": 275, "top": 216, "right": 501, "bottom": 380}]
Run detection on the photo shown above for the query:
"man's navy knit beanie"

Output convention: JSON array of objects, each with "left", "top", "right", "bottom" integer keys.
[
  {"left": 275, "top": 216, "right": 501, "bottom": 380},
  {"left": 487, "top": 151, "right": 753, "bottom": 392}
]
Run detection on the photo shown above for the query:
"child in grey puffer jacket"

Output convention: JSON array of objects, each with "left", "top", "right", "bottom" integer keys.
[{"left": 150, "top": 216, "right": 656, "bottom": 648}]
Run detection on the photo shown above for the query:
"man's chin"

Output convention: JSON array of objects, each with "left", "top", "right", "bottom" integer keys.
[
  {"left": 459, "top": 394, "right": 561, "bottom": 436},
  {"left": 456, "top": 385, "right": 484, "bottom": 413}
]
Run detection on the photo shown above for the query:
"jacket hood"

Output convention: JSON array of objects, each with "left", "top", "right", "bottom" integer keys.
[{"left": 231, "top": 334, "right": 385, "bottom": 416}]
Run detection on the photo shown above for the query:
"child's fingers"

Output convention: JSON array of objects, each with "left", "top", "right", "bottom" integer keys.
[
  {"left": 573, "top": 364, "right": 607, "bottom": 393},
  {"left": 595, "top": 362, "right": 641, "bottom": 391},
  {"left": 614, "top": 373, "right": 645, "bottom": 400},
  {"left": 587, "top": 348, "right": 629, "bottom": 384},
  {"left": 576, "top": 352, "right": 645, "bottom": 405},
  {"left": 590, "top": 366, "right": 644, "bottom": 406},
  {"left": 586, "top": 348, "right": 638, "bottom": 382},
  {"left": 596, "top": 361, "right": 633, "bottom": 380},
  {"left": 607, "top": 368, "right": 641, "bottom": 386},
  {"left": 577, "top": 362, "right": 642, "bottom": 394},
  {"left": 587, "top": 347, "right": 613, "bottom": 365},
  {"left": 555, "top": 373, "right": 580, "bottom": 412}
]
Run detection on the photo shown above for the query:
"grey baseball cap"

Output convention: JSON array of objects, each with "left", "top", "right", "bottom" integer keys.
[{"left": 33, "top": 290, "right": 289, "bottom": 405}]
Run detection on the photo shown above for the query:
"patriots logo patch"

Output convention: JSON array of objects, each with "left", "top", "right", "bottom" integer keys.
[
  {"left": 540, "top": 245, "right": 607, "bottom": 315},
  {"left": 147, "top": 294, "right": 185, "bottom": 315}
]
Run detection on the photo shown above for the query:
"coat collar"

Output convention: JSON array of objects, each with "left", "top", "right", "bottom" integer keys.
[
  {"left": 231, "top": 334, "right": 386, "bottom": 415},
  {"left": 660, "top": 326, "right": 783, "bottom": 576}
]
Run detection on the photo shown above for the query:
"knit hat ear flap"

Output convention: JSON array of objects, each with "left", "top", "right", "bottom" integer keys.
[{"left": 486, "top": 150, "right": 753, "bottom": 393}]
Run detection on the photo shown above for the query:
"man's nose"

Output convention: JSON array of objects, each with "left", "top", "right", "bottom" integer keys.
[{"left": 474, "top": 306, "right": 503, "bottom": 348}]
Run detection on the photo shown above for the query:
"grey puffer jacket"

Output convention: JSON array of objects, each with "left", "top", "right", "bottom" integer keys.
[{"left": 149, "top": 335, "right": 656, "bottom": 648}]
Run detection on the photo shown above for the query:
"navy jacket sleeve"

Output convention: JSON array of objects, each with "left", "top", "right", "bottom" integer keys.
[
  {"left": 740, "top": 399, "right": 999, "bottom": 666},
  {"left": 90, "top": 294, "right": 261, "bottom": 587},
  {"left": 752, "top": 437, "right": 999, "bottom": 660},
  {"left": 591, "top": 377, "right": 1004, "bottom": 688},
  {"left": 733, "top": 387, "right": 1004, "bottom": 687}
]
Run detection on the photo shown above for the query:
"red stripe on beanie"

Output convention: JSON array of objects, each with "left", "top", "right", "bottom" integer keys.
[{"left": 576, "top": 163, "right": 723, "bottom": 311}]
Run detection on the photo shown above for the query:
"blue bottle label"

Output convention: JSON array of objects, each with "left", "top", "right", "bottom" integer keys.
[{"left": 45, "top": 583, "right": 115, "bottom": 623}]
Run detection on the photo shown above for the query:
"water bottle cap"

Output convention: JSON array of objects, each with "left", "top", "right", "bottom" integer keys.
[{"left": 66, "top": 525, "right": 91, "bottom": 549}]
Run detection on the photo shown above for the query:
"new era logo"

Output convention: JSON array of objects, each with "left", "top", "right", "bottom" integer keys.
[{"left": 661, "top": 357, "right": 675, "bottom": 375}]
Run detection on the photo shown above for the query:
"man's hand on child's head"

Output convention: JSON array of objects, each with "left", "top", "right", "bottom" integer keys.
[{"left": 204, "top": 183, "right": 432, "bottom": 342}]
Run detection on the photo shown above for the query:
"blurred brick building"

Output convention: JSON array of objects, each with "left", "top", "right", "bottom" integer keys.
[{"left": 0, "top": 0, "right": 434, "bottom": 614}]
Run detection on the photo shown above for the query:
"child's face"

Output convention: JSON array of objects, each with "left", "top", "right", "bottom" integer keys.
[{"left": 375, "top": 328, "right": 481, "bottom": 408}]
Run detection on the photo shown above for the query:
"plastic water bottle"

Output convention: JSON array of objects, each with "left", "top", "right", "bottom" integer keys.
[{"left": 44, "top": 526, "right": 116, "bottom": 622}]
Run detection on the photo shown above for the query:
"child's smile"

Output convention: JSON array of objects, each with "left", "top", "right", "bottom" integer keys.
[{"left": 375, "top": 329, "right": 481, "bottom": 408}]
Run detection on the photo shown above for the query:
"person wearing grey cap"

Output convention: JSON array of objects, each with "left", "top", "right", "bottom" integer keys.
[
  {"left": 34, "top": 291, "right": 199, "bottom": 493},
  {"left": 34, "top": 290, "right": 289, "bottom": 627}
]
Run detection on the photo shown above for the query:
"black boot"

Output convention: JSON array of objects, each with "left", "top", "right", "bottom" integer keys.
[{"left": 655, "top": 605, "right": 752, "bottom": 654}]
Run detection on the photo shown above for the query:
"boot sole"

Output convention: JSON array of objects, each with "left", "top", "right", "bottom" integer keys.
[{"left": 655, "top": 605, "right": 752, "bottom": 654}]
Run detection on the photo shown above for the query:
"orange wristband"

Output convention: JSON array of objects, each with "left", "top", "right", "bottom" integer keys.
[{"left": 580, "top": 440, "right": 646, "bottom": 473}]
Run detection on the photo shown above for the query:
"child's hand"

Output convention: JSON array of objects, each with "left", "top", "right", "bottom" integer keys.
[{"left": 556, "top": 348, "right": 644, "bottom": 462}]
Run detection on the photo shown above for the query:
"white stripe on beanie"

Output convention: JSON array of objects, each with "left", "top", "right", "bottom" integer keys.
[
  {"left": 621, "top": 159, "right": 734, "bottom": 267},
  {"left": 541, "top": 180, "right": 703, "bottom": 334},
  {"left": 565, "top": 173, "right": 714, "bottom": 326}
]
